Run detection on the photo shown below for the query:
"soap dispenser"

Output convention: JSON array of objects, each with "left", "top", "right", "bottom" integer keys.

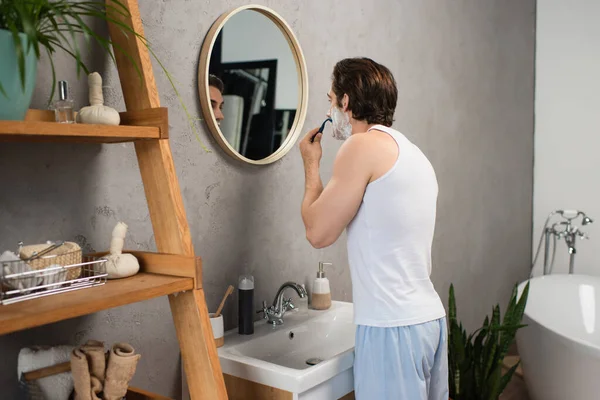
[{"left": 312, "top": 262, "right": 332, "bottom": 310}]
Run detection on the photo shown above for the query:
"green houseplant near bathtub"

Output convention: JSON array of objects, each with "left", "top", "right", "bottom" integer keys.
[{"left": 448, "top": 281, "right": 530, "bottom": 400}]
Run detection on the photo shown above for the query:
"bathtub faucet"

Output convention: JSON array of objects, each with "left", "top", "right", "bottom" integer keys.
[{"left": 537, "top": 210, "right": 594, "bottom": 275}]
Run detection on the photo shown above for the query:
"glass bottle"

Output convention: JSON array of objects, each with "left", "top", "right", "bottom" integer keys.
[{"left": 54, "top": 80, "right": 75, "bottom": 123}]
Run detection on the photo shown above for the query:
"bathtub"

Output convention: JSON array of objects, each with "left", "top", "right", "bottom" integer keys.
[{"left": 516, "top": 274, "right": 600, "bottom": 400}]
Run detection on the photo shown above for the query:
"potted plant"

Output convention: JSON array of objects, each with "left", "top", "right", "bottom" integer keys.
[
  {"left": 0, "top": 0, "right": 207, "bottom": 148},
  {"left": 448, "top": 281, "right": 530, "bottom": 400},
  {"left": 0, "top": 1, "right": 140, "bottom": 120},
  {"left": 0, "top": 0, "right": 152, "bottom": 121}
]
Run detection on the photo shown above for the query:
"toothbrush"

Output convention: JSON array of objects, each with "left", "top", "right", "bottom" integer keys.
[{"left": 310, "top": 118, "right": 332, "bottom": 143}]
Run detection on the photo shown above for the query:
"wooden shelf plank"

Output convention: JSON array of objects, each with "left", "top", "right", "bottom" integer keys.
[
  {"left": 0, "top": 108, "right": 168, "bottom": 143},
  {"left": 0, "top": 120, "right": 160, "bottom": 143},
  {"left": 0, "top": 272, "right": 193, "bottom": 335}
]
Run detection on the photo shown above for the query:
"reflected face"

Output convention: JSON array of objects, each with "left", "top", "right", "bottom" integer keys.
[{"left": 210, "top": 85, "right": 224, "bottom": 124}]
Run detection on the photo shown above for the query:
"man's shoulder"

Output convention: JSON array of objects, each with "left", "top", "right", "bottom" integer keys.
[
  {"left": 335, "top": 132, "right": 394, "bottom": 174},
  {"left": 345, "top": 130, "right": 397, "bottom": 154},
  {"left": 337, "top": 133, "right": 374, "bottom": 159}
]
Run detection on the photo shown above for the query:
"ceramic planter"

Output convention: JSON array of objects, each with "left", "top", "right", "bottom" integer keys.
[{"left": 0, "top": 29, "right": 38, "bottom": 120}]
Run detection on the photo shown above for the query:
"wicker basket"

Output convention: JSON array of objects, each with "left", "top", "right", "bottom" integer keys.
[{"left": 19, "top": 242, "right": 82, "bottom": 281}]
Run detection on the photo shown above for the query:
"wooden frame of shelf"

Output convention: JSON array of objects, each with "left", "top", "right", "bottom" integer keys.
[{"left": 0, "top": 0, "right": 228, "bottom": 398}]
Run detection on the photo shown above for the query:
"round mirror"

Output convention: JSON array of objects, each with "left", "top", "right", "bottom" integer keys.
[{"left": 198, "top": 5, "right": 308, "bottom": 164}]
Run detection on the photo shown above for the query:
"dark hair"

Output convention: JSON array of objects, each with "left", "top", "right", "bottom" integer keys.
[
  {"left": 332, "top": 58, "right": 397, "bottom": 127},
  {"left": 209, "top": 74, "right": 224, "bottom": 93}
]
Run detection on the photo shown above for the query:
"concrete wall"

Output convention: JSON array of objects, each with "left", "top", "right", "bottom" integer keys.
[
  {"left": 533, "top": 0, "right": 599, "bottom": 276},
  {"left": 0, "top": 0, "right": 535, "bottom": 397}
]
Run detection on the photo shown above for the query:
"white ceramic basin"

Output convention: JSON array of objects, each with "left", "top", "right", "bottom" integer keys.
[{"left": 218, "top": 301, "right": 355, "bottom": 394}]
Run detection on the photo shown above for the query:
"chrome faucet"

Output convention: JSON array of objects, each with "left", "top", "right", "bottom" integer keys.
[
  {"left": 258, "top": 281, "right": 307, "bottom": 326},
  {"left": 551, "top": 215, "right": 592, "bottom": 274},
  {"left": 531, "top": 209, "right": 593, "bottom": 276}
]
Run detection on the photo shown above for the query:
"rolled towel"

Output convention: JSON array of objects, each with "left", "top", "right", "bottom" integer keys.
[
  {"left": 103, "top": 343, "right": 141, "bottom": 400},
  {"left": 80, "top": 340, "right": 106, "bottom": 383},
  {"left": 17, "top": 345, "right": 74, "bottom": 400},
  {"left": 90, "top": 376, "right": 103, "bottom": 399},
  {"left": 71, "top": 348, "right": 102, "bottom": 400}
]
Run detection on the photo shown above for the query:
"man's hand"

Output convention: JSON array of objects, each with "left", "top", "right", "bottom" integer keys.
[{"left": 299, "top": 127, "right": 323, "bottom": 166}]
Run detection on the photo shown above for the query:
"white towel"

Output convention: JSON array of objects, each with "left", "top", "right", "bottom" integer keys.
[{"left": 18, "top": 345, "right": 75, "bottom": 400}]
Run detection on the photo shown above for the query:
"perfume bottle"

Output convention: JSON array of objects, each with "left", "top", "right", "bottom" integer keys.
[{"left": 54, "top": 80, "right": 75, "bottom": 123}]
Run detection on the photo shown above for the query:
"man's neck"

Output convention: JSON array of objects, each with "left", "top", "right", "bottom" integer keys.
[{"left": 351, "top": 120, "right": 377, "bottom": 135}]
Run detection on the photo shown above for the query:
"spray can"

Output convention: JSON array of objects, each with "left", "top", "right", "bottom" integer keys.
[{"left": 238, "top": 274, "right": 254, "bottom": 335}]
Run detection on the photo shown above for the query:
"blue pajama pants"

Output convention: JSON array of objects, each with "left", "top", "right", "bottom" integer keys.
[{"left": 354, "top": 317, "right": 449, "bottom": 400}]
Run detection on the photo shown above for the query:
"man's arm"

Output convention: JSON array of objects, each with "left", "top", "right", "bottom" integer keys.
[{"left": 301, "top": 134, "right": 372, "bottom": 248}]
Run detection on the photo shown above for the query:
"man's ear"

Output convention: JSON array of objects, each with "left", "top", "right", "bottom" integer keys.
[{"left": 341, "top": 94, "right": 350, "bottom": 112}]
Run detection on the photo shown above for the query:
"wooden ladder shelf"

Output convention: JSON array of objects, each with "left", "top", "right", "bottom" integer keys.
[{"left": 0, "top": 0, "right": 228, "bottom": 399}]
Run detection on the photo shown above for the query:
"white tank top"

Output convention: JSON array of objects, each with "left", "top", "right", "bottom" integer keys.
[{"left": 347, "top": 125, "right": 446, "bottom": 327}]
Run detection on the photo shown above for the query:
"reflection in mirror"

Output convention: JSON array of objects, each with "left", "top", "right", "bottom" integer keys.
[{"left": 207, "top": 10, "right": 300, "bottom": 161}]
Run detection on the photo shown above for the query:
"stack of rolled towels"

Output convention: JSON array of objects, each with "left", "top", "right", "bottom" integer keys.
[
  {"left": 17, "top": 340, "right": 141, "bottom": 400},
  {"left": 71, "top": 340, "right": 141, "bottom": 400}
]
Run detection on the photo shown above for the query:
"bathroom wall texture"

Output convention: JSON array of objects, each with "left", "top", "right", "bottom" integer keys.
[
  {"left": 533, "top": 0, "right": 599, "bottom": 277},
  {"left": 0, "top": 0, "right": 535, "bottom": 397}
]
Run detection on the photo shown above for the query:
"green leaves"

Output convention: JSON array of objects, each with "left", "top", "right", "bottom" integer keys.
[
  {"left": 0, "top": 0, "right": 135, "bottom": 103},
  {"left": 448, "top": 282, "right": 530, "bottom": 400}
]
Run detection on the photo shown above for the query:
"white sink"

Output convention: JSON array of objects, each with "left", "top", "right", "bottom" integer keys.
[{"left": 218, "top": 301, "right": 355, "bottom": 396}]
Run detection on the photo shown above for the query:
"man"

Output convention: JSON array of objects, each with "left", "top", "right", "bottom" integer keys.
[
  {"left": 299, "top": 58, "right": 448, "bottom": 399},
  {"left": 209, "top": 74, "right": 225, "bottom": 124}
]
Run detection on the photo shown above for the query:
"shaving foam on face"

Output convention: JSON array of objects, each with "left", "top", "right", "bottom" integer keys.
[{"left": 331, "top": 106, "right": 352, "bottom": 140}]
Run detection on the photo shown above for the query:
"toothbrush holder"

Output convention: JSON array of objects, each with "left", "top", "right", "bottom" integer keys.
[{"left": 209, "top": 313, "right": 224, "bottom": 348}]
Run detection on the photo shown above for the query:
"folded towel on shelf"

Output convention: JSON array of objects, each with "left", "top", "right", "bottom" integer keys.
[
  {"left": 90, "top": 376, "right": 103, "bottom": 399},
  {"left": 71, "top": 348, "right": 102, "bottom": 400},
  {"left": 17, "top": 345, "right": 74, "bottom": 400},
  {"left": 103, "top": 342, "right": 141, "bottom": 400},
  {"left": 80, "top": 340, "right": 106, "bottom": 383}
]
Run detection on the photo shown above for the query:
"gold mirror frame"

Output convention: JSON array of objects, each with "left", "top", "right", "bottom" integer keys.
[{"left": 198, "top": 5, "right": 309, "bottom": 165}]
